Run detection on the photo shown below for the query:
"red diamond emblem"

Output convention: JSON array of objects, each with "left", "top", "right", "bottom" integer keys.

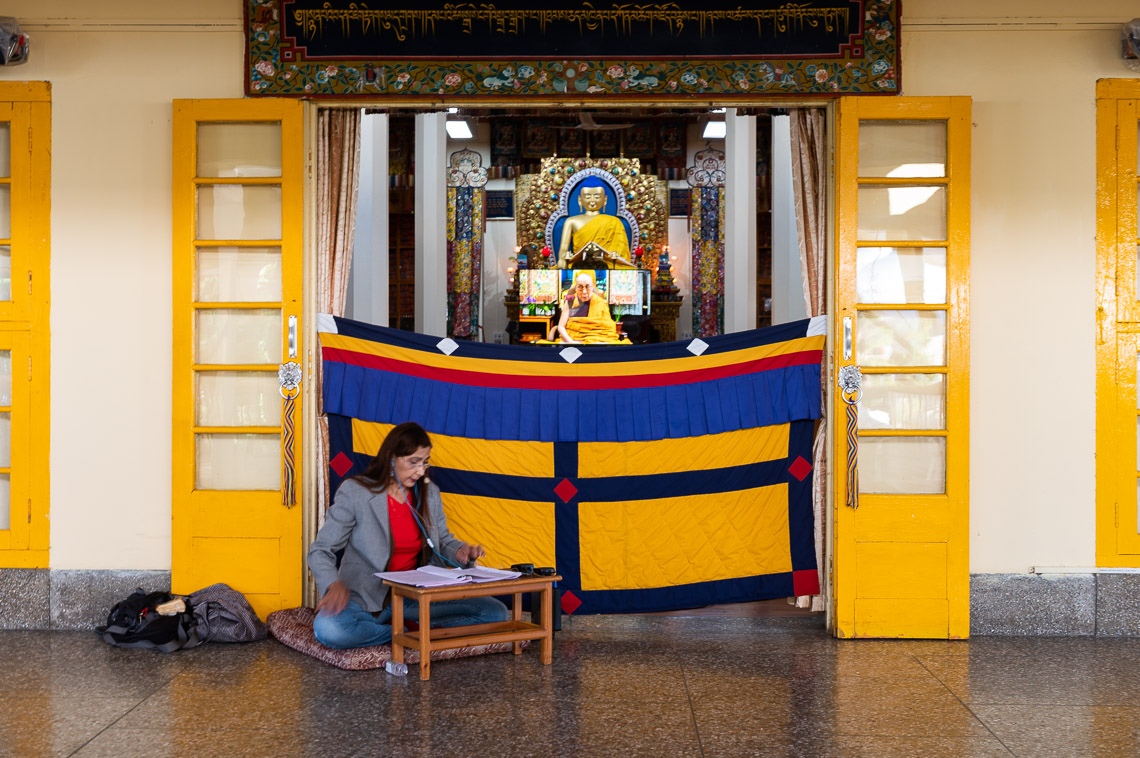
[
  {"left": 789, "top": 455, "right": 813, "bottom": 482},
  {"left": 560, "top": 590, "right": 582, "bottom": 615},
  {"left": 553, "top": 478, "right": 579, "bottom": 503},
  {"left": 330, "top": 452, "right": 354, "bottom": 477},
  {"left": 793, "top": 569, "right": 820, "bottom": 596}
]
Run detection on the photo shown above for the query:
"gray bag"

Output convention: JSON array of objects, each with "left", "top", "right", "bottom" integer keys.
[{"left": 189, "top": 583, "right": 267, "bottom": 643}]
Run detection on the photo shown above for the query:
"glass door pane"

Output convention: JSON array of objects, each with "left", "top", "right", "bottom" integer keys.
[
  {"left": 196, "top": 247, "right": 282, "bottom": 302},
  {"left": 856, "top": 247, "right": 946, "bottom": 304},
  {"left": 196, "top": 434, "right": 280, "bottom": 490},
  {"left": 857, "top": 186, "right": 946, "bottom": 240},
  {"left": 859, "top": 373, "right": 946, "bottom": 430},
  {"left": 860, "top": 437, "right": 947, "bottom": 494},
  {"left": 197, "top": 185, "right": 282, "bottom": 240},
  {"left": 197, "top": 123, "right": 282, "bottom": 178},
  {"left": 859, "top": 122, "right": 947, "bottom": 177}
]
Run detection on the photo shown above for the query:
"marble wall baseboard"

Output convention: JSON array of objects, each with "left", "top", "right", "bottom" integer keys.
[
  {"left": 3, "top": 569, "right": 1139, "bottom": 635},
  {"left": 0, "top": 569, "right": 171, "bottom": 631},
  {"left": 970, "top": 572, "right": 1140, "bottom": 636}
]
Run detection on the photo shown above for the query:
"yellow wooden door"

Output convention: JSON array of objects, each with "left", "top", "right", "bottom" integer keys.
[
  {"left": 1095, "top": 83, "right": 1140, "bottom": 562},
  {"left": 171, "top": 99, "right": 304, "bottom": 617},
  {"left": 0, "top": 84, "right": 51, "bottom": 568},
  {"left": 833, "top": 96, "right": 972, "bottom": 639}
]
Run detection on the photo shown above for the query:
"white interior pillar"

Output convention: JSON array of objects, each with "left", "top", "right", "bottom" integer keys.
[
  {"left": 771, "top": 114, "right": 807, "bottom": 325},
  {"left": 347, "top": 112, "right": 389, "bottom": 326},
  {"left": 415, "top": 112, "right": 448, "bottom": 336},
  {"left": 724, "top": 108, "right": 757, "bottom": 333}
]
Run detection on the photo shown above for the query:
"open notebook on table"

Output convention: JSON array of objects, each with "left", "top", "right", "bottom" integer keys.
[{"left": 376, "top": 565, "right": 522, "bottom": 587}]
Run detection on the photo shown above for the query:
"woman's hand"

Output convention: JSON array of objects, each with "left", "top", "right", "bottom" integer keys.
[
  {"left": 316, "top": 581, "right": 349, "bottom": 616},
  {"left": 455, "top": 543, "right": 486, "bottom": 566}
]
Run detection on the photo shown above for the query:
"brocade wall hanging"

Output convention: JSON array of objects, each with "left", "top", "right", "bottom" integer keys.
[
  {"left": 688, "top": 146, "right": 726, "bottom": 338},
  {"left": 246, "top": 0, "right": 900, "bottom": 98},
  {"left": 319, "top": 314, "right": 826, "bottom": 614},
  {"left": 446, "top": 149, "right": 487, "bottom": 338}
]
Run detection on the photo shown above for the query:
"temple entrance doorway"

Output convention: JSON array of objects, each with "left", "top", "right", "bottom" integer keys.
[
  {"left": 336, "top": 99, "right": 972, "bottom": 638},
  {"left": 335, "top": 105, "right": 826, "bottom": 621}
]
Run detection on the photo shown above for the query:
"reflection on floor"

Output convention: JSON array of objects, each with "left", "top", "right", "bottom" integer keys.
[{"left": 4, "top": 603, "right": 1140, "bottom": 757}]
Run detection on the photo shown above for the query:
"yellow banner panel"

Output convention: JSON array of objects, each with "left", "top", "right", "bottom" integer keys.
[
  {"left": 579, "top": 424, "right": 790, "bottom": 477},
  {"left": 442, "top": 494, "right": 556, "bottom": 569},
  {"left": 578, "top": 484, "right": 791, "bottom": 590},
  {"left": 352, "top": 419, "right": 554, "bottom": 477}
]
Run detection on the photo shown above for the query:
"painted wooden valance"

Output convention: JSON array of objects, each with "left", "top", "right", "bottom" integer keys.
[{"left": 246, "top": 0, "right": 899, "bottom": 98}]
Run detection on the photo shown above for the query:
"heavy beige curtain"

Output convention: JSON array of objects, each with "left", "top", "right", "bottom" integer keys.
[
  {"left": 790, "top": 108, "right": 828, "bottom": 612},
  {"left": 315, "top": 108, "right": 362, "bottom": 523}
]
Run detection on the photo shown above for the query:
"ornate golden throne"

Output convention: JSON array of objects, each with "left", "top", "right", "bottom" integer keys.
[{"left": 504, "top": 156, "right": 683, "bottom": 341}]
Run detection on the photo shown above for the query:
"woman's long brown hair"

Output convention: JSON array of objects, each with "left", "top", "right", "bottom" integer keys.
[{"left": 354, "top": 421, "right": 434, "bottom": 545}]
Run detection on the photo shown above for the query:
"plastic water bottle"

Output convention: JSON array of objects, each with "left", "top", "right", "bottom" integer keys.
[{"left": 384, "top": 660, "right": 408, "bottom": 676}]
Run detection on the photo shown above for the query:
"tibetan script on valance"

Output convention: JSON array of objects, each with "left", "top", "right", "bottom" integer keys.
[{"left": 246, "top": 0, "right": 899, "bottom": 97}]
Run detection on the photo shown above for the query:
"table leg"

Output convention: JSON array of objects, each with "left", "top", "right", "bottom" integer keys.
[
  {"left": 540, "top": 584, "right": 553, "bottom": 665},
  {"left": 390, "top": 591, "right": 405, "bottom": 665},
  {"left": 512, "top": 591, "right": 523, "bottom": 655},
  {"left": 418, "top": 596, "right": 431, "bottom": 680}
]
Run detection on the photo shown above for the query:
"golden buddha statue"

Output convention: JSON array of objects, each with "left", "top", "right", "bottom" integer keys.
[{"left": 557, "top": 178, "right": 636, "bottom": 269}]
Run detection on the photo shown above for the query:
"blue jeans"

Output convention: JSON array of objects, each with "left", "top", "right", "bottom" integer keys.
[{"left": 313, "top": 596, "right": 510, "bottom": 650}]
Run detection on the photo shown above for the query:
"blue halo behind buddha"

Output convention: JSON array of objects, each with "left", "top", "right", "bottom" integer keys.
[{"left": 546, "top": 168, "right": 640, "bottom": 255}]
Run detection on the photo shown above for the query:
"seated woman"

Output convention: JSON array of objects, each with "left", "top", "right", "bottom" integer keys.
[
  {"left": 555, "top": 273, "right": 619, "bottom": 343},
  {"left": 557, "top": 177, "right": 635, "bottom": 269},
  {"left": 307, "top": 422, "right": 509, "bottom": 649}
]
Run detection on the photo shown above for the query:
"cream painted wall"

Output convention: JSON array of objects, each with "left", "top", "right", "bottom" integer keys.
[
  {"left": 901, "top": 3, "right": 1134, "bottom": 571},
  {"left": 0, "top": 3, "right": 244, "bottom": 569}
]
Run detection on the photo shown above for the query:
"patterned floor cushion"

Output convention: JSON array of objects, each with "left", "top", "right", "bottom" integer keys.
[{"left": 266, "top": 606, "right": 525, "bottom": 671}]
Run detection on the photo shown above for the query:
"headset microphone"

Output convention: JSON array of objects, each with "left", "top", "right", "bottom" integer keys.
[{"left": 405, "top": 481, "right": 463, "bottom": 568}]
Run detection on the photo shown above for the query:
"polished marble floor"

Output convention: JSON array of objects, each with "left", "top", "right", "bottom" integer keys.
[{"left": 3, "top": 603, "right": 1139, "bottom": 757}]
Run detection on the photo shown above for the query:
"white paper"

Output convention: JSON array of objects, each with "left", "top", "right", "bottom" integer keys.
[{"left": 376, "top": 565, "right": 522, "bottom": 587}]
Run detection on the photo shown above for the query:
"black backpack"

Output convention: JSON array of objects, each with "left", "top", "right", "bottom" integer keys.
[{"left": 95, "top": 588, "right": 202, "bottom": 653}]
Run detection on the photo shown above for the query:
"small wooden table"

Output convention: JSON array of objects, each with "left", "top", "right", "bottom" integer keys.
[{"left": 383, "top": 574, "right": 561, "bottom": 681}]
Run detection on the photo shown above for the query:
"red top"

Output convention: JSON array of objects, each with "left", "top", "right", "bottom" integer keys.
[{"left": 387, "top": 494, "right": 423, "bottom": 572}]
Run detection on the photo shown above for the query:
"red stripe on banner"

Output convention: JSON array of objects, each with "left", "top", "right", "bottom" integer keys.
[{"left": 322, "top": 347, "right": 823, "bottom": 390}]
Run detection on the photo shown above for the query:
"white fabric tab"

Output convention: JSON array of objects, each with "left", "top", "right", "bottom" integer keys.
[
  {"left": 687, "top": 338, "right": 709, "bottom": 356},
  {"left": 560, "top": 347, "right": 583, "bottom": 364},
  {"left": 316, "top": 313, "right": 338, "bottom": 334},
  {"left": 807, "top": 315, "right": 827, "bottom": 337},
  {"left": 436, "top": 338, "right": 459, "bottom": 356}
]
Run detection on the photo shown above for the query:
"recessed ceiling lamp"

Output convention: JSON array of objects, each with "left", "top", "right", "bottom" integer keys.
[
  {"left": 445, "top": 120, "right": 474, "bottom": 139},
  {"left": 701, "top": 120, "right": 727, "bottom": 139},
  {"left": 702, "top": 108, "right": 727, "bottom": 139}
]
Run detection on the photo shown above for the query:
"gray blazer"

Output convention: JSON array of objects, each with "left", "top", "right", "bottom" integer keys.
[{"left": 307, "top": 478, "right": 467, "bottom": 611}]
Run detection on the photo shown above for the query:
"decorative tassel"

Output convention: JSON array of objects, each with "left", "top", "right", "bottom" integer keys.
[
  {"left": 838, "top": 365, "right": 862, "bottom": 510},
  {"left": 845, "top": 402, "right": 859, "bottom": 510},
  {"left": 278, "top": 361, "right": 302, "bottom": 508},
  {"left": 282, "top": 392, "right": 297, "bottom": 506}
]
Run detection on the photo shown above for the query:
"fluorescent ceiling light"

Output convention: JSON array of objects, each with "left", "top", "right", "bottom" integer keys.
[
  {"left": 702, "top": 120, "right": 726, "bottom": 140},
  {"left": 446, "top": 120, "right": 473, "bottom": 139}
]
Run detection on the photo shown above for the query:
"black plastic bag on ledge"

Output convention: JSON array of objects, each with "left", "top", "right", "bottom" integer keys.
[{"left": 0, "top": 18, "right": 29, "bottom": 66}]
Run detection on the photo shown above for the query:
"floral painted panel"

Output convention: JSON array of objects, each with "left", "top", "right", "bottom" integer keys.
[{"left": 246, "top": 0, "right": 899, "bottom": 98}]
